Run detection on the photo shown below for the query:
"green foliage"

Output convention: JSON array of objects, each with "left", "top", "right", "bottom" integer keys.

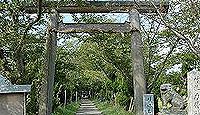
[
  {"left": 53, "top": 102, "right": 80, "bottom": 115},
  {"left": 94, "top": 100, "right": 134, "bottom": 115},
  {"left": 115, "top": 92, "right": 129, "bottom": 106},
  {"left": 0, "top": 0, "right": 199, "bottom": 114}
]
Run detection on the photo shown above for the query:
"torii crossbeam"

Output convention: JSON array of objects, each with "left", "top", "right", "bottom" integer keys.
[
  {"left": 23, "top": 1, "right": 169, "bottom": 115},
  {"left": 58, "top": 22, "right": 133, "bottom": 33},
  {"left": 24, "top": 1, "right": 169, "bottom": 13}
]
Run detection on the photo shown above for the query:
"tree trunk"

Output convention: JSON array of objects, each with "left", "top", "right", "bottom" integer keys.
[{"left": 15, "top": 47, "right": 25, "bottom": 79}]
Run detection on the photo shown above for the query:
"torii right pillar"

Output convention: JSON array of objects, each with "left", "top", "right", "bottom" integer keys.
[{"left": 130, "top": 9, "right": 146, "bottom": 115}]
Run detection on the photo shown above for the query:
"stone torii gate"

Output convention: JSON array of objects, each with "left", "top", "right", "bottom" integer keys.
[{"left": 25, "top": 1, "right": 168, "bottom": 115}]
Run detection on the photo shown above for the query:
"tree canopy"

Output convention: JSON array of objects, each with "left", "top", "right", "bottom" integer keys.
[{"left": 0, "top": 0, "right": 199, "bottom": 114}]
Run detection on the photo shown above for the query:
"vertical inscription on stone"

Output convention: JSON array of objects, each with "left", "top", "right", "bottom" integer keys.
[
  {"left": 143, "top": 94, "right": 154, "bottom": 115},
  {"left": 188, "top": 70, "right": 200, "bottom": 115}
]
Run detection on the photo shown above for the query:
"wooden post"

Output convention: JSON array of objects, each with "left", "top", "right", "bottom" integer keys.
[
  {"left": 45, "top": 9, "right": 58, "bottom": 115},
  {"left": 129, "top": 9, "right": 146, "bottom": 115},
  {"left": 128, "top": 97, "right": 134, "bottom": 112},
  {"left": 64, "top": 90, "right": 67, "bottom": 105},
  {"left": 76, "top": 91, "right": 78, "bottom": 102}
]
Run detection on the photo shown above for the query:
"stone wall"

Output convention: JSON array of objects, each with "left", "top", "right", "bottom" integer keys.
[{"left": 0, "top": 93, "right": 25, "bottom": 115}]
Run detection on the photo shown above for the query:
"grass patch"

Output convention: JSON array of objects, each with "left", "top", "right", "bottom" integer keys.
[
  {"left": 53, "top": 102, "right": 80, "bottom": 115},
  {"left": 94, "top": 100, "right": 135, "bottom": 115}
]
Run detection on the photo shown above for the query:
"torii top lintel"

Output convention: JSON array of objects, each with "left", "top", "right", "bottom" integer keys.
[{"left": 24, "top": 1, "right": 169, "bottom": 13}]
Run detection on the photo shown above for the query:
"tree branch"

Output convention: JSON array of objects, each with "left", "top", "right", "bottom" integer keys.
[
  {"left": 148, "top": 1, "right": 200, "bottom": 91},
  {"left": 15, "top": 0, "right": 43, "bottom": 52},
  {"left": 151, "top": 1, "right": 200, "bottom": 58},
  {"left": 12, "top": 0, "right": 43, "bottom": 78},
  {"left": 148, "top": 37, "right": 180, "bottom": 91}
]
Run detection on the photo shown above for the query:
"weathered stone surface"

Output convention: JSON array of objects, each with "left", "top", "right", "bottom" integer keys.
[
  {"left": 158, "top": 110, "right": 186, "bottom": 115},
  {"left": 0, "top": 74, "right": 31, "bottom": 115},
  {"left": 187, "top": 70, "right": 200, "bottom": 115},
  {"left": 160, "top": 84, "right": 186, "bottom": 110},
  {"left": 130, "top": 9, "right": 146, "bottom": 115},
  {"left": 0, "top": 74, "right": 12, "bottom": 86},
  {"left": 0, "top": 74, "right": 31, "bottom": 93},
  {"left": 143, "top": 94, "right": 154, "bottom": 115},
  {"left": 159, "top": 84, "right": 187, "bottom": 115},
  {"left": 0, "top": 85, "right": 31, "bottom": 93},
  {"left": 0, "top": 94, "right": 24, "bottom": 115}
]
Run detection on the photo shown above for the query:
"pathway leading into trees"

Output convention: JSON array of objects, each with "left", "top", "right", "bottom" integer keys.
[{"left": 76, "top": 99, "right": 102, "bottom": 115}]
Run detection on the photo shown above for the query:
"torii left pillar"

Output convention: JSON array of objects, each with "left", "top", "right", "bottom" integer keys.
[
  {"left": 39, "top": 9, "right": 58, "bottom": 115},
  {"left": 130, "top": 9, "right": 146, "bottom": 115}
]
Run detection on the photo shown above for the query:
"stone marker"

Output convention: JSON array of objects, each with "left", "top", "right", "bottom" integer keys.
[
  {"left": 188, "top": 70, "right": 200, "bottom": 115},
  {"left": 0, "top": 74, "right": 31, "bottom": 115},
  {"left": 143, "top": 94, "right": 154, "bottom": 115}
]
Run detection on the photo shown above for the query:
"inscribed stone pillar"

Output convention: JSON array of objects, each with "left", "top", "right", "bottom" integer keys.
[
  {"left": 187, "top": 70, "right": 200, "bottom": 115},
  {"left": 143, "top": 94, "right": 154, "bottom": 115},
  {"left": 129, "top": 9, "right": 146, "bottom": 115}
]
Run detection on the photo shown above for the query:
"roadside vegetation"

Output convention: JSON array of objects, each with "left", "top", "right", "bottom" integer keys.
[
  {"left": 0, "top": 0, "right": 199, "bottom": 115},
  {"left": 94, "top": 100, "right": 135, "bottom": 115},
  {"left": 53, "top": 102, "right": 80, "bottom": 115}
]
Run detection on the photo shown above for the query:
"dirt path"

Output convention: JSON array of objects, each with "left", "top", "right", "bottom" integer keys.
[{"left": 76, "top": 99, "right": 102, "bottom": 115}]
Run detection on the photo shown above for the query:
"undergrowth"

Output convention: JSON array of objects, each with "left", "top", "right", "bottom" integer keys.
[
  {"left": 94, "top": 100, "right": 135, "bottom": 115},
  {"left": 53, "top": 102, "right": 80, "bottom": 115}
]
